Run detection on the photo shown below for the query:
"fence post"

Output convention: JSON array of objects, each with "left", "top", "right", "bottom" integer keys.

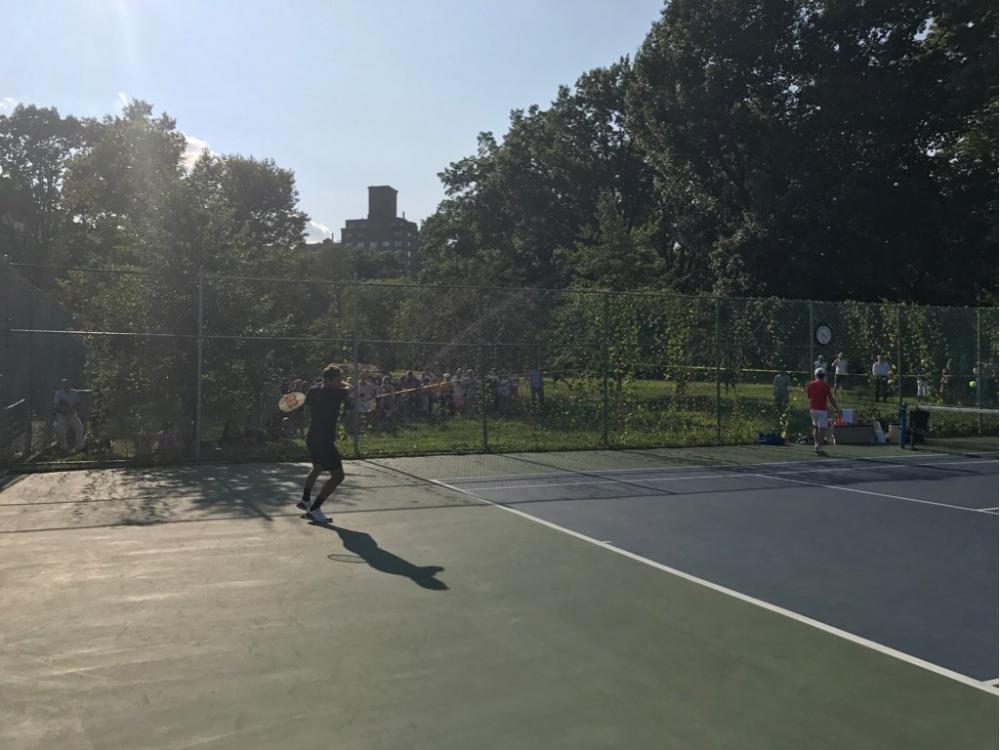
[
  {"left": 24, "top": 290, "right": 33, "bottom": 457},
  {"left": 480, "top": 345, "right": 489, "bottom": 452},
  {"left": 194, "top": 267, "right": 204, "bottom": 460},
  {"left": 715, "top": 297, "right": 721, "bottom": 444},
  {"left": 808, "top": 300, "right": 814, "bottom": 376},
  {"left": 602, "top": 293, "right": 610, "bottom": 447},
  {"left": 479, "top": 294, "right": 489, "bottom": 452},
  {"left": 896, "top": 304, "right": 903, "bottom": 406},
  {"left": 976, "top": 307, "right": 982, "bottom": 431},
  {"left": 351, "top": 279, "right": 360, "bottom": 459}
]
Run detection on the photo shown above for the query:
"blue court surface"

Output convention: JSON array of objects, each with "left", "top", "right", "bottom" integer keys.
[{"left": 432, "top": 453, "right": 999, "bottom": 683}]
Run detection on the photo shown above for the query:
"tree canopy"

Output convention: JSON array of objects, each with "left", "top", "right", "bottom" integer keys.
[{"left": 420, "top": 0, "right": 997, "bottom": 305}]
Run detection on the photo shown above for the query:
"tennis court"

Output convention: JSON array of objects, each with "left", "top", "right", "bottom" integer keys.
[{"left": 1, "top": 443, "right": 997, "bottom": 749}]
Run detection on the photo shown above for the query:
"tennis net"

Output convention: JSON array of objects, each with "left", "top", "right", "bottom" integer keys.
[{"left": 908, "top": 404, "right": 999, "bottom": 457}]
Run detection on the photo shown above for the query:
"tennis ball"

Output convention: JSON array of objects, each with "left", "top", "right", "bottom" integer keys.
[{"left": 969, "top": 380, "right": 977, "bottom": 388}]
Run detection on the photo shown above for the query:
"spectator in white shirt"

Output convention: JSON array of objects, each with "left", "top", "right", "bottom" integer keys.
[{"left": 832, "top": 353, "right": 849, "bottom": 395}]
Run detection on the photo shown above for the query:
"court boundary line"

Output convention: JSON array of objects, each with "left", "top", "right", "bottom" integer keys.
[
  {"left": 757, "top": 473, "right": 995, "bottom": 515},
  {"left": 429, "top": 477, "right": 998, "bottom": 696},
  {"left": 434, "top": 453, "right": 995, "bottom": 484},
  {"left": 451, "top": 458, "right": 998, "bottom": 493}
]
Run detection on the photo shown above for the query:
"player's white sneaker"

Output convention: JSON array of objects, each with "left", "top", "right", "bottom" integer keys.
[
  {"left": 296, "top": 499, "right": 310, "bottom": 512},
  {"left": 309, "top": 509, "right": 331, "bottom": 524}
]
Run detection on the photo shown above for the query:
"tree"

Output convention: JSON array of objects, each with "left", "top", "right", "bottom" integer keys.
[
  {"left": 53, "top": 101, "right": 321, "bottom": 446},
  {"left": 558, "top": 192, "right": 666, "bottom": 291},
  {"left": 187, "top": 153, "right": 307, "bottom": 260},
  {"left": 0, "top": 104, "right": 86, "bottom": 277},
  {"left": 420, "top": 59, "right": 664, "bottom": 290},
  {"left": 629, "top": 0, "right": 997, "bottom": 303},
  {"left": 61, "top": 100, "right": 186, "bottom": 268}
]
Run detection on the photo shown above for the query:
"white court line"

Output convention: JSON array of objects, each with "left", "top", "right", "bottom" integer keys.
[
  {"left": 987, "top": 678, "right": 1000, "bottom": 686},
  {"left": 463, "top": 473, "right": 762, "bottom": 492},
  {"left": 428, "top": 477, "right": 997, "bottom": 696},
  {"left": 455, "top": 459, "right": 999, "bottom": 493},
  {"left": 758, "top": 473, "right": 994, "bottom": 515},
  {"left": 437, "top": 454, "right": 995, "bottom": 484}
]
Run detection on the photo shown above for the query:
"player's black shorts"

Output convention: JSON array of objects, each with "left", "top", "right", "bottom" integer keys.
[{"left": 307, "top": 435, "right": 342, "bottom": 471}]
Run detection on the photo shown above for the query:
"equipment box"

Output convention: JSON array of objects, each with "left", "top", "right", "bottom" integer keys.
[{"left": 833, "top": 424, "right": 876, "bottom": 445}]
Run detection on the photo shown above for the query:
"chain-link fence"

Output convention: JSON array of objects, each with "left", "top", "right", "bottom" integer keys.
[
  {"left": 1, "top": 260, "right": 86, "bottom": 467},
  {"left": 2, "top": 261, "right": 997, "bottom": 468}
]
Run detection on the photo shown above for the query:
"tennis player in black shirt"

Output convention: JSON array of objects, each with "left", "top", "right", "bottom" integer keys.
[{"left": 296, "top": 364, "right": 351, "bottom": 523}]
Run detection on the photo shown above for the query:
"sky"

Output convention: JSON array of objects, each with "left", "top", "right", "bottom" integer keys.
[{"left": 1, "top": 0, "right": 665, "bottom": 242}]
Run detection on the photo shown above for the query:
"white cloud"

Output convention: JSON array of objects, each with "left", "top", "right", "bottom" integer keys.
[
  {"left": 0, "top": 97, "right": 18, "bottom": 116},
  {"left": 117, "top": 91, "right": 130, "bottom": 109},
  {"left": 305, "top": 220, "right": 333, "bottom": 243},
  {"left": 181, "top": 133, "right": 213, "bottom": 171}
]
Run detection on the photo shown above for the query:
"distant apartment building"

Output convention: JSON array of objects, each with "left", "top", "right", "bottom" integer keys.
[{"left": 341, "top": 186, "right": 419, "bottom": 276}]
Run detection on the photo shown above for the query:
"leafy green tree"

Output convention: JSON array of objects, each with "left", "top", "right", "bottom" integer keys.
[
  {"left": 630, "top": 0, "right": 996, "bottom": 303},
  {"left": 51, "top": 101, "right": 320, "bottom": 445},
  {"left": 0, "top": 104, "right": 86, "bottom": 277},
  {"left": 421, "top": 59, "right": 663, "bottom": 290},
  {"left": 558, "top": 192, "right": 665, "bottom": 290},
  {"left": 187, "top": 153, "right": 307, "bottom": 261}
]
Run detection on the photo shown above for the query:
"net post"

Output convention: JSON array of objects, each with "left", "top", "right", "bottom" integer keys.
[
  {"left": 602, "top": 293, "right": 610, "bottom": 448},
  {"left": 194, "top": 267, "right": 204, "bottom": 461},
  {"left": 351, "top": 279, "right": 360, "bottom": 459},
  {"left": 715, "top": 297, "right": 721, "bottom": 444}
]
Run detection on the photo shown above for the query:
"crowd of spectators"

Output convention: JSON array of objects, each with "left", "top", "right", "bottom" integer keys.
[{"left": 274, "top": 367, "right": 547, "bottom": 434}]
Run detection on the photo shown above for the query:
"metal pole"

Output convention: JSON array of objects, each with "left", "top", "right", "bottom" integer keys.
[
  {"left": 351, "top": 280, "right": 360, "bottom": 459},
  {"left": 194, "top": 268, "right": 204, "bottom": 460},
  {"left": 602, "top": 294, "right": 610, "bottom": 447},
  {"left": 896, "top": 304, "right": 903, "bottom": 406},
  {"left": 976, "top": 307, "right": 982, "bottom": 431},
  {"left": 897, "top": 304, "right": 906, "bottom": 448},
  {"left": 808, "top": 301, "right": 814, "bottom": 376},
  {"left": 480, "top": 294, "right": 489, "bottom": 452},
  {"left": 24, "top": 296, "right": 33, "bottom": 457},
  {"left": 480, "top": 345, "right": 489, "bottom": 452},
  {"left": 715, "top": 298, "right": 721, "bottom": 444}
]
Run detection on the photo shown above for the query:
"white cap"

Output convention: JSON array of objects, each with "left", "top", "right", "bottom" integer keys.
[{"left": 814, "top": 367, "right": 826, "bottom": 376}]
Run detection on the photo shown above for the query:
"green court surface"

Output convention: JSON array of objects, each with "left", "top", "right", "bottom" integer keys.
[{"left": 1, "top": 445, "right": 996, "bottom": 749}]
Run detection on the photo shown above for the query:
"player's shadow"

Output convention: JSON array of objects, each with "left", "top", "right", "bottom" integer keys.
[{"left": 322, "top": 525, "right": 448, "bottom": 591}]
